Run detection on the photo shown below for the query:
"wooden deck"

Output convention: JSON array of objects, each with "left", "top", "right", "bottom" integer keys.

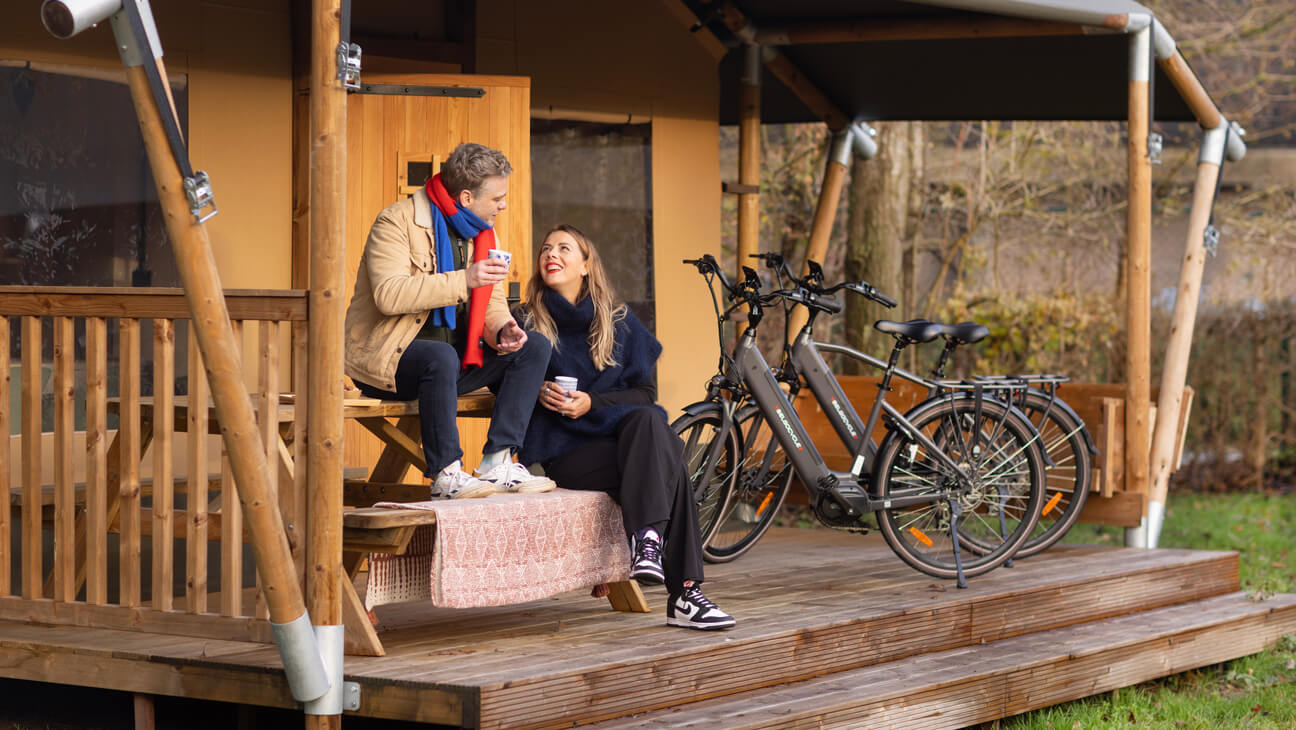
[{"left": 1, "top": 528, "right": 1293, "bottom": 729}]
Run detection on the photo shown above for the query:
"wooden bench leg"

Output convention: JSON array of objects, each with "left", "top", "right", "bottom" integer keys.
[
  {"left": 341, "top": 562, "right": 385, "bottom": 657},
  {"left": 361, "top": 415, "right": 425, "bottom": 483},
  {"left": 605, "top": 580, "right": 651, "bottom": 613}
]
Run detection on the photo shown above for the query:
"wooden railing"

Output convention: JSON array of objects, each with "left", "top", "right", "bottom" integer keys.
[{"left": 0, "top": 287, "right": 308, "bottom": 643}]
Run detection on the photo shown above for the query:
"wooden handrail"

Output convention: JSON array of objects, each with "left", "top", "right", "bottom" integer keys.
[{"left": 0, "top": 287, "right": 308, "bottom": 320}]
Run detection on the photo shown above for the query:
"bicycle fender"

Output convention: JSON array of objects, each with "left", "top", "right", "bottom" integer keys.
[{"left": 674, "top": 401, "right": 723, "bottom": 421}]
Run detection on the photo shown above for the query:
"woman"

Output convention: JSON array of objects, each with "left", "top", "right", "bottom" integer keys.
[{"left": 518, "top": 224, "right": 735, "bottom": 631}]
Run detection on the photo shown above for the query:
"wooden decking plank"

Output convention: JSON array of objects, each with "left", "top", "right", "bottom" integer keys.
[
  {"left": 579, "top": 592, "right": 1296, "bottom": 730},
  {"left": 430, "top": 549, "right": 1235, "bottom": 688},
  {"left": 0, "top": 531, "right": 1256, "bottom": 729},
  {"left": 368, "top": 546, "right": 1229, "bottom": 675}
]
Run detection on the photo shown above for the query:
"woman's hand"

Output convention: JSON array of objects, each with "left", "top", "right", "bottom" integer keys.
[{"left": 539, "top": 380, "right": 591, "bottom": 419}]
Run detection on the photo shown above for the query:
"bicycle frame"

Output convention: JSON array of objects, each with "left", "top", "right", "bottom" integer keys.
[{"left": 730, "top": 324, "right": 972, "bottom": 517}]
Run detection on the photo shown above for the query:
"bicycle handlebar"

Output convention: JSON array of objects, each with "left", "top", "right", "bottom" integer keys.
[{"left": 763, "top": 288, "right": 842, "bottom": 314}]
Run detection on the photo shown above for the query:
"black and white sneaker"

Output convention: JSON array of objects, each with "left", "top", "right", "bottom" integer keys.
[
  {"left": 667, "top": 584, "right": 735, "bottom": 630},
  {"left": 630, "top": 532, "right": 666, "bottom": 585}
]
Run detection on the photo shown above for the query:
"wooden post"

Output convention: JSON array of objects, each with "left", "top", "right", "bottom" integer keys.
[
  {"left": 306, "top": 0, "right": 347, "bottom": 723},
  {"left": 786, "top": 131, "right": 851, "bottom": 342},
  {"left": 1146, "top": 128, "right": 1225, "bottom": 546},
  {"left": 0, "top": 317, "right": 8, "bottom": 596},
  {"left": 1124, "top": 27, "right": 1153, "bottom": 546},
  {"left": 736, "top": 43, "right": 761, "bottom": 327},
  {"left": 121, "top": 45, "right": 324, "bottom": 700}
]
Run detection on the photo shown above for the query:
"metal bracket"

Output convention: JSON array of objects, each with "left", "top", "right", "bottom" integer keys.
[
  {"left": 342, "top": 681, "right": 361, "bottom": 712},
  {"left": 1147, "top": 132, "right": 1163, "bottom": 164},
  {"left": 1203, "top": 224, "right": 1220, "bottom": 257},
  {"left": 183, "top": 171, "right": 218, "bottom": 223},
  {"left": 355, "top": 84, "right": 485, "bottom": 98},
  {"left": 337, "top": 41, "right": 362, "bottom": 90}
]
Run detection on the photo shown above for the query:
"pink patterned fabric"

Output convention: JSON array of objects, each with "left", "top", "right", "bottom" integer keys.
[{"left": 364, "top": 489, "right": 631, "bottom": 609}]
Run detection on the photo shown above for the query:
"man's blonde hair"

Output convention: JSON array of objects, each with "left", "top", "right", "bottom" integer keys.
[{"left": 441, "top": 143, "right": 512, "bottom": 197}]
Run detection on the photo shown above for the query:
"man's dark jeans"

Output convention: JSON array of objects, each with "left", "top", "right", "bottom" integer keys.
[{"left": 354, "top": 333, "right": 551, "bottom": 476}]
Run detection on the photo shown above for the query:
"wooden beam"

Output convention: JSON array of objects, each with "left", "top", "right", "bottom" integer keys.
[
  {"left": 1156, "top": 50, "right": 1222, "bottom": 131},
  {"left": 20, "top": 316, "right": 41, "bottom": 600},
  {"left": 714, "top": 1, "right": 850, "bottom": 131},
  {"left": 52, "top": 317, "right": 76, "bottom": 602},
  {"left": 125, "top": 48, "right": 312, "bottom": 653},
  {"left": 1148, "top": 144, "right": 1223, "bottom": 513},
  {"left": 760, "top": 49, "right": 849, "bottom": 131},
  {"left": 308, "top": 0, "right": 347, "bottom": 723},
  {"left": 0, "top": 317, "right": 8, "bottom": 596},
  {"left": 1124, "top": 30, "right": 1153, "bottom": 533},
  {"left": 737, "top": 43, "right": 761, "bottom": 302},
  {"left": 754, "top": 17, "right": 1089, "bottom": 45},
  {"left": 787, "top": 141, "right": 850, "bottom": 342},
  {"left": 0, "top": 287, "right": 308, "bottom": 320},
  {"left": 660, "top": 0, "right": 728, "bottom": 61}
]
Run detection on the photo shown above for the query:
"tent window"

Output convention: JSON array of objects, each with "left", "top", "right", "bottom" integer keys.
[
  {"left": 0, "top": 61, "right": 186, "bottom": 288},
  {"left": 531, "top": 119, "right": 655, "bottom": 333}
]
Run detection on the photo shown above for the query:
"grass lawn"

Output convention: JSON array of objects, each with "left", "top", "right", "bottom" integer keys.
[{"left": 982, "top": 490, "right": 1296, "bottom": 729}]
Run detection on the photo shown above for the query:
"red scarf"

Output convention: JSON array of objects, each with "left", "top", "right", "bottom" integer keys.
[{"left": 426, "top": 174, "right": 496, "bottom": 369}]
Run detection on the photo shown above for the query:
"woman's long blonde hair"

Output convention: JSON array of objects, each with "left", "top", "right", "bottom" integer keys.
[{"left": 525, "top": 224, "right": 626, "bottom": 370}]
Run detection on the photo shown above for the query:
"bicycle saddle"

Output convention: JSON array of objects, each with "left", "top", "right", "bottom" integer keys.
[
  {"left": 939, "top": 321, "right": 989, "bottom": 345},
  {"left": 874, "top": 319, "right": 941, "bottom": 344}
]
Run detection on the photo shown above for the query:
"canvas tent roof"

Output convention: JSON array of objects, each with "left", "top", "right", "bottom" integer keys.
[{"left": 688, "top": 0, "right": 1214, "bottom": 124}]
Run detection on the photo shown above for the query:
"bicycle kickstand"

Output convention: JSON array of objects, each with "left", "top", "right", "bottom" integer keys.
[{"left": 950, "top": 500, "right": 969, "bottom": 589}]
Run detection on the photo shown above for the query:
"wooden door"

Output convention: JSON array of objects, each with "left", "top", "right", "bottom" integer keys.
[{"left": 343, "top": 73, "right": 532, "bottom": 476}]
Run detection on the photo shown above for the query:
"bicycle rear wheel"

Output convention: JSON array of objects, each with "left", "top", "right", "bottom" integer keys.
[
  {"left": 1010, "top": 391, "right": 1092, "bottom": 558},
  {"left": 672, "top": 408, "right": 741, "bottom": 545},
  {"left": 702, "top": 406, "right": 794, "bottom": 563},
  {"left": 874, "top": 395, "right": 1045, "bottom": 580}
]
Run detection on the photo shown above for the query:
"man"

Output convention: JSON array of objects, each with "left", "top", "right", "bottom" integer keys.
[{"left": 345, "top": 143, "right": 553, "bottom": 498}]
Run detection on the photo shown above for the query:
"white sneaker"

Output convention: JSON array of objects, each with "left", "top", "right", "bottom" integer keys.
[
  {"left": 476, "top": 461, "right": 556, "bottom": 493},
  {"left": 431, "top": 464, "right": 496, "bottom": 499}
]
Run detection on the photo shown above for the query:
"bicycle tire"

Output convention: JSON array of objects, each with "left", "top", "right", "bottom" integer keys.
[
  {"left": 702, "top": 406, "right": 794, "bottom": 563},
  {"left": 1009, "top": 391, "right": 1092, "bottom": 558},
  {"left": 873, "top": 395, "right": 1045, "bottom": 580},
  {"left": 672, "top": 407, "right": 741, "bottom": 546}
]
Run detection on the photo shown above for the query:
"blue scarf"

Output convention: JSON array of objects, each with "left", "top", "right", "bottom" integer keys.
[
  {"left": 518, "top": 289, "right": 665, "bottom": 466},
  {"left": 427, "top": 182, "right": 491, "bottom": 330}
]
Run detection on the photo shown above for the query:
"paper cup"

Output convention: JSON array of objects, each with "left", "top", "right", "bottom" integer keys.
[
  {"left": 554, "top": 376, "right": 578, "bottom": 397},
  {"left": 488, "top": 248, "right": 512, "bottom": 268}
]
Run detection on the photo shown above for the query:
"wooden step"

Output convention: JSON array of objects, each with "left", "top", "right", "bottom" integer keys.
[
  {"left": 585, "top": 591, "right": 1296, "bottom": 730},
  {"left": 453, "top": 542, "right": 1239, "bottom": 729}
]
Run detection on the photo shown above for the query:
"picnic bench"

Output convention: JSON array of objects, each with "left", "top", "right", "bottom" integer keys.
[{"left": 335, "top": 388, "right": 649, "bottom": 656}]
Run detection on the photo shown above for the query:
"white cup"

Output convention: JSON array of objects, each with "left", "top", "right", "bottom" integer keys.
[
  {"left": 488, "top": 248, "right": 511, "bottom": 268},
  {"left": 554, "top": 376, "right": 578, "bottom": 398}
]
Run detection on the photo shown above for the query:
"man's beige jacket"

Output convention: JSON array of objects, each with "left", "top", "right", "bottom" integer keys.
[{"left": 344, "top": 187, "right": 511, "bottom": 391}]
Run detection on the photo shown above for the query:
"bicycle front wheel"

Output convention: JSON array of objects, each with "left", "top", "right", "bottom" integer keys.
[
  {"left": 702, "top": 406, "right": 794, "bottom": 563},
  {"left": 672, "top": 407, "right": 741, "bottom": 546},
  {"left": 874, "top": 395, "right": 1045, "bottom": 580}
]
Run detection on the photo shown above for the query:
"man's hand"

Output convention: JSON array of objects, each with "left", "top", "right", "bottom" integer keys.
[
  {"left": 493, "top": 319, "right": 528, "bottom": 353},
  {"left": 465, "top": 258, "right": 508, "bottom": 289}
]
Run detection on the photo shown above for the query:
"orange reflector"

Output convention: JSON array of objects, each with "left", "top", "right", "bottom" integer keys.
[
  {"left": 755, "top": 491, "right": 774, "bottom": 517},
  {"left": 908, "top": 527, "right": 934, "bottom": 547},
  {"left": 1042, "top": 492, "right": 1063, "bottom": 517}
]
